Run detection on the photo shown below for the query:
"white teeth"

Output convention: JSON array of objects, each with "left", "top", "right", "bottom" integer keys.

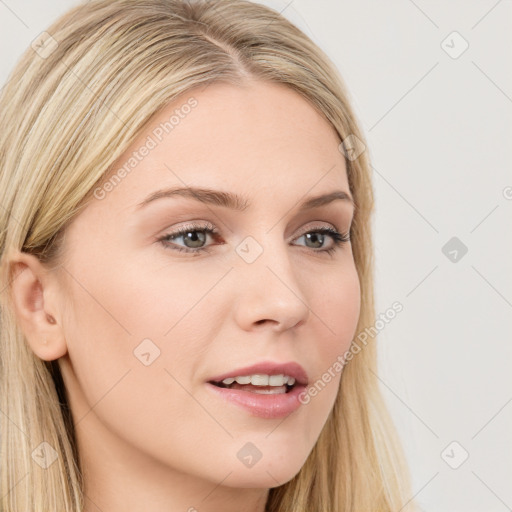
[
  {"left": 234, "top": 375, "right": 251, "bottom": 385},
  {"left": 250, "top": 374, "right": 269, "bottom": 386},
  {"left": 268, "top": 374, "right": 284, "bottom": 386},
  {"left": 221, "top": 374, "right": 296, "bottom": 386}
]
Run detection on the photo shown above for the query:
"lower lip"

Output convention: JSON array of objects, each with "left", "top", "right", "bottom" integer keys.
[{"left": 206, "top": 382, "right": 306, "bottom": 419}]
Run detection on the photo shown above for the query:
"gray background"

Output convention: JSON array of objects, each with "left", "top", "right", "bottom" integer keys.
[{"left": 1, "top": 1, "right": 511, "bottom": 510}]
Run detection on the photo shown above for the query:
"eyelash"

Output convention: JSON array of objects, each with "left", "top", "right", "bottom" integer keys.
[{"left": 156, "top": 221, "right": 350, "bottom": 256}]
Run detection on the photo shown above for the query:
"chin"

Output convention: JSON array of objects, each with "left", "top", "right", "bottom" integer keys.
[{"left": 218, "top": 451, "right": 307, "bottom": 489}]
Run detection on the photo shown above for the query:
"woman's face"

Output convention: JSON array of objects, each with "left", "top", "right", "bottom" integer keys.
[{"left": 56, "top": 80, "right": 360, "bottom": 490}]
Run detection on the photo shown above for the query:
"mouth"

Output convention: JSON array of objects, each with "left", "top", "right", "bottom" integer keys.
[
  {"left": 206, "top": 362, "right": 308, "bottom": 418},
  {"left": 208, "top": 378, "right": 297, "bottom": 394},
  {"left": 206, "top": 361, "right": 308, "bottom": 396}
]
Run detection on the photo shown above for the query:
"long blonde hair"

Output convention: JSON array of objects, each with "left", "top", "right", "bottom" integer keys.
[{"left": 0, "top": 1, "right": 416, "bottom": 510}]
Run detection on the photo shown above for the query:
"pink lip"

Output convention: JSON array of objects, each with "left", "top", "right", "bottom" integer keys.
[
  {"left": 207, "top": 361, "right": 309, "bottom": 386},
  {"left": 206, "top": 381, "right": 307, "bottom": 419}
]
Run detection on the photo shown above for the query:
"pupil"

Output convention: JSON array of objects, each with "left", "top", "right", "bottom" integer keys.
[
  {"left": 185, "top": 231, "right": 205, "bottom": 248},
  {"left": 306, "top": 232, "right": 324, "bottom": 248}
]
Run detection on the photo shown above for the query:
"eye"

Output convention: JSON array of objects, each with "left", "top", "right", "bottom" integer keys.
[
  {"left": 292, "top": 227, "right": 350, "bottom": 255},
  {"left": 156, "top": 221, "right": 219, "bottom": 254},
  {"left": 156, "top": 222, "right": 351, "bottom": 255}
]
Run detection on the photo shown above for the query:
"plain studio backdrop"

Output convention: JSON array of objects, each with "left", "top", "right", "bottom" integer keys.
[{"left": 1, "top": 1, "right": 511, "bottom": 511}]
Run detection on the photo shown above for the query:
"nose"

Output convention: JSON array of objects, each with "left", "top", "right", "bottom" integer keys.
[{"left": 232, "top": 241, "right": 310, "bottom": 333}]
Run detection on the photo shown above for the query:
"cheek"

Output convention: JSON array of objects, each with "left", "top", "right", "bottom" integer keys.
[
  {"left": 300, "top": 260, "right": 360, "bottom": 409},
  {"left": 310, "top": 259, "right": 361, "bottom": 354},
  {"left": 60, "top": 257, "right": 222, "bottom": 421},
  {"left": 115, "top": 255, "right": 231, "bottom": 335},
  {"left": 60, "top": 262, "right": 213, "bottom": 467},
  {"left": 334, "top": 266, "right": 361, "bottom": 348}
]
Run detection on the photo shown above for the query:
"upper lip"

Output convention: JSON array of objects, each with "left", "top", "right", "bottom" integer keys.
[{"left": 208, "top": 361, "right": 309, "bottom": 386}]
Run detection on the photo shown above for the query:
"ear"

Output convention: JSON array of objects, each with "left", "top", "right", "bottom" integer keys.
[{"left": 7, "top": 250, "right": 68, "bottom": 361}]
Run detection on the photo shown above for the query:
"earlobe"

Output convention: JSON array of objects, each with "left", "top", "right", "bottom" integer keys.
[{"left": 8, "top": 251, "right": 68, "bottom": 361}]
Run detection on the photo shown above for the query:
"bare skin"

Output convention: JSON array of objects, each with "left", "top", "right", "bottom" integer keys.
[{"left": 9, "top": 80, "right": 360, "bottom": 512}]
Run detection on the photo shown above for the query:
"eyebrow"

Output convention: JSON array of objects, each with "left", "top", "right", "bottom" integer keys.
[{"left": 135, "top": 186, "right": 354, "bottom": 212}]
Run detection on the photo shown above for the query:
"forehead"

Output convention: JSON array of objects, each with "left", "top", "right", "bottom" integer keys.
[{"left": 90, "top": 80, "right": 350, "bottom": 218}]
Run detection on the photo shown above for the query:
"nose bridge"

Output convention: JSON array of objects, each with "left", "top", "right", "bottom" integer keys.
[{"left": 232, "top": 230, "right": 310, "bottom": 331}]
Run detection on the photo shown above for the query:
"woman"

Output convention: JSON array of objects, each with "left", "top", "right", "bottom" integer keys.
[{"left": 0, "top": 1, "right": 416, "bottom": 510}]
